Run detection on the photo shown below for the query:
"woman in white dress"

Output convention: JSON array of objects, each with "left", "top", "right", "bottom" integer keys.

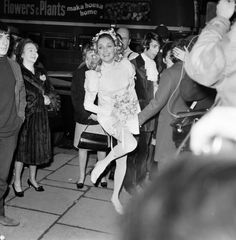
[{"left": 84, "top": 29, "right": 140, "bottom": 214}]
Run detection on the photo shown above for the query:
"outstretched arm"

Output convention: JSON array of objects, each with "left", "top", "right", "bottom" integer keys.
[
  {"left": 184, "top": 0, "right": 234, "bottom": 87},
  {"left": 138, "top": 68, "right": 174, "bottom": 125}
]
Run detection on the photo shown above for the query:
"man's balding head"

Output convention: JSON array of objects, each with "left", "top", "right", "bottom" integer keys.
[{"left": 117, "top": 27, "right": 131, "bottom": 50}]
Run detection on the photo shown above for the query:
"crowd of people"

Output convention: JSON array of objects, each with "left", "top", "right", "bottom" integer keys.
[{"left": 1, "top": 2, "right": 236, "bottom": 239}]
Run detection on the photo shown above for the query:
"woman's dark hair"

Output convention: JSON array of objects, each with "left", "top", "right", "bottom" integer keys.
[
  {"left": 0, "top": 22, "right": 10, "bottom": 34},
  {"left": 142, "top": 32, "right": 162, "bottom": 50},
  {"left": 15, "top": 38, "right": 38, "bottom": 64},
  {"left": 82, "top": 42, "right": 94, "bottom": 62},
  {"left": 161, "top": 41, "right": 173, "bottom": 60}
]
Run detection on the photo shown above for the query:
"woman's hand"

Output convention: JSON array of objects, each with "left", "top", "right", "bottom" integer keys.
[
  {"left": 89, "top": 114, "right": 97, "bottom": 121},
  {"left": 216, "top": 0, "right": 235, "bottom": 20},
  {"left": 43, "top": 95, "right": 51, "bottom": 105},
  {"left": 173, "top": 47, "right": 186, "bottom": 62}
]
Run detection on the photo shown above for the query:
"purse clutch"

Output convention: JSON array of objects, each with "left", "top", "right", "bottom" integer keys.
[
  {"left": 171, "top": 110, "right": 207, "bottom": 148},
  {"left": 77, "top": 127, "right": 110, "bottom": 151}
]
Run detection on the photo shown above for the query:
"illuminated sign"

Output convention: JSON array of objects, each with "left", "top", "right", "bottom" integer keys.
[{"left": 1, "top": 0, "right": 152, "bottom": 23}]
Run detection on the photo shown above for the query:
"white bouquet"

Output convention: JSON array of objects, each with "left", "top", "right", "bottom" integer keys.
[{"left": 112, "top": 90, "right": 138, "bottom": 123}]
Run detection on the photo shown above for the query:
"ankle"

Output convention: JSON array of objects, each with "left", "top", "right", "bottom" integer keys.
[
  {"left": 78, "top": 176, "right": 85, "bottom": 183},
  {"left": 28, "top": 178, "right": 38, "bottom": 186},
  {"left": 13, "top": 181, "right": 21, "bottom": 187},
  {"left": 101, "top": 177, "right": 107, "bottom": 183}
]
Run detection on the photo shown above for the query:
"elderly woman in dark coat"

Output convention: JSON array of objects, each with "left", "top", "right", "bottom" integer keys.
[{"left": 12, "top": 39, "right": 57, "bottom": 196}]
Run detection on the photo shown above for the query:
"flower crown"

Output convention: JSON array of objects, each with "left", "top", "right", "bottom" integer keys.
[
  {"left": 92, "top": 28, "right": 124, "bottom": 63},
  {"left": 92, "top": 28, "right": 118, "bottom": 43}
]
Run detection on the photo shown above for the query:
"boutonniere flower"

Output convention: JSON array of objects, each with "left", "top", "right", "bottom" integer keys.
[{"left": 39, "top": 74, "right": 46, "bottom": 81}]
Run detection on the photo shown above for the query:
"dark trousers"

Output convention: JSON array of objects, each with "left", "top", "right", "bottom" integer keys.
[
  {"left": 0, "top": 134, "right": 18, "bottom": 216},
  {"left": 124, "top": 131, "right": 152, "bottom": 194}
]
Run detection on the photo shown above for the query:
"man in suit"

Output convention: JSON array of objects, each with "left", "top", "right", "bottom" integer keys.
[
  {"left": 124, "top": 32, "right": 161, "bottom": 193},
  {"left": 138, "top": 38, "right": 190, "bottom": 173}
]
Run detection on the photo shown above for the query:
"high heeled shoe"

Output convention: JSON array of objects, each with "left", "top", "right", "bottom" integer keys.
[
  {"left": 12, "top": 184, "right": 24, "bottom": 197},
  {"left": 27, "top": 179, "right": 44, "bottom": 192},
  {"left": 76, "top": 182, "right": 84, "bottom": 189},
  {"left": 100, "top": 181, "right": 108, "bottom": 188}
]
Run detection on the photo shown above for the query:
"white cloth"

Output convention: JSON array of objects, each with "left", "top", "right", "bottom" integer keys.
[
  {"left": 141, "top": 53, "right": 159, "bottom": 95},
  {"left": 141, "top": 53, "right": 158, "bottom": 82}
]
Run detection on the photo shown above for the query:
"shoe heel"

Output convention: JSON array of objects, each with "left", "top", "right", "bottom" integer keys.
[{"left": 27, "top": 179, "right": 44, "bottom": 192}]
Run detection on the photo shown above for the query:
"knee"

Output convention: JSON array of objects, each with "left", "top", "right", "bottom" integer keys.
[{"left": 123, "top": 136, "right": 137, "bottom": 153}]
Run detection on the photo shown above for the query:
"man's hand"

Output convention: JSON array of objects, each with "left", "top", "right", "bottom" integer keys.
[{"left": 216, "top": 0, "right": 235, "bottom": 20}]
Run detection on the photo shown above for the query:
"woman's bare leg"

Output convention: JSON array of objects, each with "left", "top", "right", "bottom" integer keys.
[
  {"left": 29, "top": 165, "right": 39, "bottom": 187},
  {"left": 91, "top": 128, "right": 137, "bottom": 184},
  {"left": 77, "top": 149, "right": 88, "bottom": 184},
  {"left": 97, "top": 150, "right": 107, "bottom": 184},
  {"left": 13, "top": 161, "right": 24, "bottom": 192}
]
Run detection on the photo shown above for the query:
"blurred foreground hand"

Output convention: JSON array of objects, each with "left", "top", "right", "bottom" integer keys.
[{"left": 190, "top": 106, "right": 236, "bottom": 155}]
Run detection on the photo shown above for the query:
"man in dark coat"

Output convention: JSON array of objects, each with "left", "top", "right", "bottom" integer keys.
[
  {"left": 0, "top": 22, "right": 26, "bottom": 226},
  {"left": 124, "top": 32, "right": 161, "bottom": 193}
]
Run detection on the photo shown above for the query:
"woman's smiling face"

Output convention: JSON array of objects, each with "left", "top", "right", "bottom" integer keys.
[
  {"left": 97, "top": 36, "right": 116, "bottom": 64},
  {"left": 21, "top": 42, "right": 38, "bottom": 64}
]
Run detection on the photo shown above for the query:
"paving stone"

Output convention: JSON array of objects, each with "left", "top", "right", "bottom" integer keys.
[
  {"left": 59, "top": 197, "right": 120, "bottom": 234},
  {"left": 7, "top": 185, "right": 82, "bottom": 214},
  {"left": 0, "top": 206, "right": 58, "bottom": 240},
  {"left": 41, "top": 223, "right": 118, "bottom": 240},
  {"left": 1, "top": 148, "right": 130, "bottom": 240},
  {"left": 45, "top": 153, "right": 75, "bottom": 170},
  {"left": 46, "top": 164, "right": 80, "bottom": 183}
]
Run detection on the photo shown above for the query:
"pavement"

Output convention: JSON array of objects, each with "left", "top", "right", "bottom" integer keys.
[{"left": 0, "top": 147, "right": 132, "bottom": 240}]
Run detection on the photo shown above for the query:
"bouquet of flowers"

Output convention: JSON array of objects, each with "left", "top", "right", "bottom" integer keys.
[{"left": 112, "top": 90, "right": 138, "bottom": 123}]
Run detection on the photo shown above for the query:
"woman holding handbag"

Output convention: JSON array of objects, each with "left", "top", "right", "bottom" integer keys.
[
  {"left": 71, "top": 42, "right": 107, "bottom": 189},
  {"left": 12, "top": 38, "right": 56, "bottom": 196},
  {"left": 84, "top": 29, "right": 140, "bottom": 214}
]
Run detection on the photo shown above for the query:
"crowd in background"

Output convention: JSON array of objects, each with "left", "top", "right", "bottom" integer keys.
[{"left": 1, "top": 0, "right": 236, "bottom": 238}]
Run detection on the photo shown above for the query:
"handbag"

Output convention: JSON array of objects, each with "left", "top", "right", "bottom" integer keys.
[
  {"left": 77, "top": 125, "right": 110, "bottom": 151},
  {"left": 171, "top": 109, "right": 207, "bottom": 149}
]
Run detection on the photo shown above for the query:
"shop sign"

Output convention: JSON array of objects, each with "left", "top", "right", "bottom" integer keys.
[{"left": 1, "top": 0, "right": 151, "bottom": 24}]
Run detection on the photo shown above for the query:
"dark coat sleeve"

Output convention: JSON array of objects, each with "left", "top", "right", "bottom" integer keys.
[
  {"left": 138, "top": 67, "right": 174, "bottom": 125},
  {"left": 71, "top": 64, "right": 97, "bottom": 124},
  {"left": 180, "top": 71, "right": 216, "bottom": 109},
  {"left": 180, "top": 72, "right": 213, "bottom": 101}
]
